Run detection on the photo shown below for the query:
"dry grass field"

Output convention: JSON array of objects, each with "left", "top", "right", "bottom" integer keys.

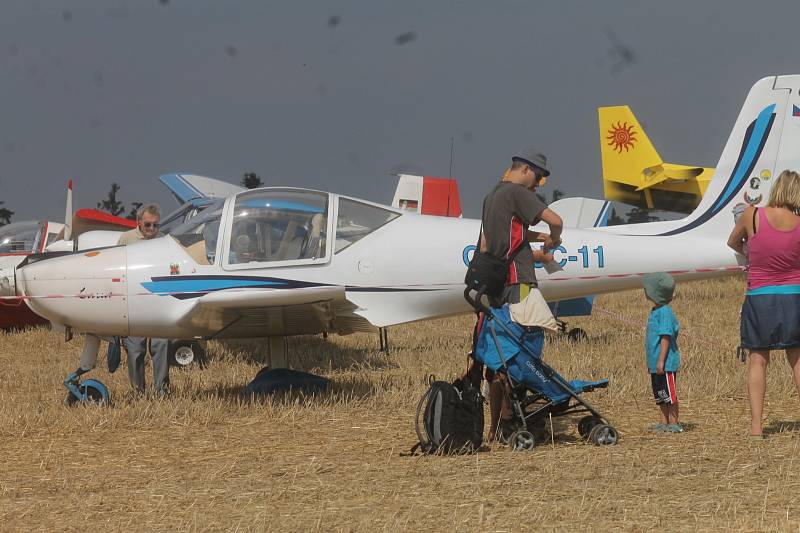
[{"left": 2, "top": 276, "right": 800, "bottom": 531}]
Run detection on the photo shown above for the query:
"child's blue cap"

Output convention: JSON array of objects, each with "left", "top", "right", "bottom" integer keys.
[{"left": 643, "top": 272, "right": 675, "bottom": 305}]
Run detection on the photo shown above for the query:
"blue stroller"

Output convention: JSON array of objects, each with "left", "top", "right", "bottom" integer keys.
[{"left": 465, "top": 288, "right": 619, "bottom": 450}]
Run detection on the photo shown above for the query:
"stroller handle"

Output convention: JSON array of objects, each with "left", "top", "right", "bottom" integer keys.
[{"left": 464, "top": 286, "right": 491, "bottom": 315}]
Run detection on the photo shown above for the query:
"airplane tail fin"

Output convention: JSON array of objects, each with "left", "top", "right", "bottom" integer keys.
[
  {"left": 391, "top": 174, "right": 462, "bottom": 217},
  {"left": 599, "top": 105, "right": 663, "bottom": 196},
  {"left": 656, "top": 75, "right": 794, "bottom": 237},
  {"left": 600, "top": 105, "right": 714, "bottom": 213},
  {"left": 159, "top": 173, "right": 245, "bottom": 206}
]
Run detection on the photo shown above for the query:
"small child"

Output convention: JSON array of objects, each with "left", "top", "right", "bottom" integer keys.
[{"left": 642, "top": 272, "right": 682, "bottom": 433}]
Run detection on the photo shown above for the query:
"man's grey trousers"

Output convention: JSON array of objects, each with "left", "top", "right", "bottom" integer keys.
[{"left": 124, "top": 337, "right": 170, "bottom": 393}]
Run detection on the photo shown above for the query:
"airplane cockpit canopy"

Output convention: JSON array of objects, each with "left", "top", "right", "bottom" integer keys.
[
  {"left": 226, "top": 189, "right": 329, "bottom": 266},
  {"left": 0, "top": 221, "right": 39, "bottom": 254},
  {"left": 169, "top": 188, "right": 403, "bottom": 267}
]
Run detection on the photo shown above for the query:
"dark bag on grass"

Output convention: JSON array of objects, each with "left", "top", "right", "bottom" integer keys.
[{"left": 411, "top": 379, "right": 484, "bottom": 455}]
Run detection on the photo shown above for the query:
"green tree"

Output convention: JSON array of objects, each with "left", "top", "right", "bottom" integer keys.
[
  {"left": 126, "top": 201, "right": 143, "bottom": 221},
  {"left": 0, "top": 201, "right": 12, "bottom": 226},
  {"left": 97, "top": 183, "right": 126, "bottom": 217},
  {"left": 241, "top": 172, "right": 264, "bottom": 189}
]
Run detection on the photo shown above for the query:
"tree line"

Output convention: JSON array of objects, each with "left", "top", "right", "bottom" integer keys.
[
  {"left": 94, "top": 173, "right": 265, "bottom": 220},
  {"left": 1, "top": 174, "right": 655, "bottom": 227}
]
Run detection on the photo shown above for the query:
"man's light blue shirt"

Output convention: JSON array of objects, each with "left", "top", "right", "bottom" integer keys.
[{"left": 646, "top": 305, "right": 680, "bottom": 373}]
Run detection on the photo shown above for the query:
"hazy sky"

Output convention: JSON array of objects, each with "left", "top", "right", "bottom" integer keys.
[{"left": 2, "top": 0, "right": 799, "bottom": 222}]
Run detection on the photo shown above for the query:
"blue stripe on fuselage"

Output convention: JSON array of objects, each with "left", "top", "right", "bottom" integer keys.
[
  {"left": 711, "top": 104, "right": 776, "bottom": 212},
  {"left": 656, "top": 104, "right": 776, "bottom": 236},
  {"left": 141, "top": 278, "right": 285, "bottom": 294}
]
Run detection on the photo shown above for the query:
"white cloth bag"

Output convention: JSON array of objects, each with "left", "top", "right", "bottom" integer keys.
[{"left": 508, "top": 288, "right": 559, "bottom": 331}]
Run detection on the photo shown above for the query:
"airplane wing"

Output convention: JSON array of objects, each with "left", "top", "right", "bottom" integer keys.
[
  {"left": 159, "top": 173, "right": 245, "bottom": 206},
  {"left": 175, "top": 285, "right": 352, "bottom": 337},
  {"left": 391, "top": 174, "right": 462, "bottom": 217}
]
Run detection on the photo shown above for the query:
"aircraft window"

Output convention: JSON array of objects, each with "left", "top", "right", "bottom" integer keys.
[
  {"left": 45, "top": 232, "right": 60, "bottom": 247},
  {"left": 0, "top": 222, "right": 39, "bottom": 253},
  {"left": 335, "top": 198, "right": 400, "bottom": 253},
  {"left": 228, "top": 190, "right": 328, "bottom": 264},
  {"left": 170, "top": 199, "right": 224, "bottom": 263}
]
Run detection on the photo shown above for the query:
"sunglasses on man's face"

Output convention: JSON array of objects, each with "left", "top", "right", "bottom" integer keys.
[
  {"left": 526, "top": 165, "right": 544, "bottom": 180},
  {"left": 142, "top": 222, "right": 160, "bottom": 229}
]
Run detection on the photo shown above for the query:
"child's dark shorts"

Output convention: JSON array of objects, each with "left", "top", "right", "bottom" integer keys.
[{"left": 650, "top": 372, "right": 678, "bottom": 405}]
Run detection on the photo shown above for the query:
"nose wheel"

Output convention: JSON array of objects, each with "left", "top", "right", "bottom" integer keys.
[{"left": 64, "top": 371, "right": 110, "bottom": 406}]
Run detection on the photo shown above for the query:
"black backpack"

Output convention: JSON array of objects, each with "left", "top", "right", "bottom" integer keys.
[{"left": 411, "top": 379, "right": 484, "bottom": 455}]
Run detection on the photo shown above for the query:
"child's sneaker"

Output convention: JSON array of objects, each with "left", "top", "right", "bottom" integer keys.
[
  {"left": 651, "top": 423, "right": 668, "bottom": 433},
  {"left": 666, "top": 423, "right": 683, "bottom": 433}
]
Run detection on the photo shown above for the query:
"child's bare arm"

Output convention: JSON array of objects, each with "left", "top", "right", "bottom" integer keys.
[{"left": 656, "top": 335, "right": 670, "bottom": 375}]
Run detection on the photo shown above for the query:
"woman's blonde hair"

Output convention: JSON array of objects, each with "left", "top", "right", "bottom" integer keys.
[{"left": 767, "top": 170, "right": 800, "bottom": 212}]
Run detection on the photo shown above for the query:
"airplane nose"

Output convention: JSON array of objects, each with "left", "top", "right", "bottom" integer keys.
[{"left": 16, "top": 247, "right": 130, "bottom": 336}]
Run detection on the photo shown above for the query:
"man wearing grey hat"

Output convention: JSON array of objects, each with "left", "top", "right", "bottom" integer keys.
[
  {"left": 480, "top": 149, "right": 563, "bottom": 300},
  {"left": 477, "top": 149, "right": 564, "bottom": 440}
]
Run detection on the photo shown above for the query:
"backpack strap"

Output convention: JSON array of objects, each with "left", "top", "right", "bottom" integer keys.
[{"left": 752, "top": 207, "right": 759, "bottom": 235}]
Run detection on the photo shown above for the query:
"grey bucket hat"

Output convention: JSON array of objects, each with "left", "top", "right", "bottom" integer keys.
[
  {"left": 642, "top": 272, "right": 675, "bottom": 305},
  {"left": 512, "top": 149, "right": 551, "bottom": 177}
]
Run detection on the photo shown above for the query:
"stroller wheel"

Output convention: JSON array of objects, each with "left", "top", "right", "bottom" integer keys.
[
  {"left": 589, "top": 424, "right": 619, "bottom": 446},
  {"left": 509, "top": 429, "right": 536, "bottom": 451},
  {"left": 578, "top": 415, "right": 602, "bottom": 438}
]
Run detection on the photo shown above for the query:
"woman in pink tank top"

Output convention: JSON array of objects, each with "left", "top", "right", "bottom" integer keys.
[{"left": 728, "top": 170, "right": 800, "bottom": 438}]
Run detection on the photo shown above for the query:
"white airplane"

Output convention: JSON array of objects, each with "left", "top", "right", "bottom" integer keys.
[{"left": 10, "top": 75, "right": 794, "bottom": 399}]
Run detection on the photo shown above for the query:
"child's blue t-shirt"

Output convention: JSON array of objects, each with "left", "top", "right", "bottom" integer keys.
[{"left": 645, "top": 305, "right": 680, "bottom": 373}]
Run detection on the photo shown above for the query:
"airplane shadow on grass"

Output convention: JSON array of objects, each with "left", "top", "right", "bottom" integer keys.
[
  {"left": 213, "top": 333, "right": 397, "bottom": 373},
  {"left": 202, "top": 374, "right": 401, "bottom": 405}
]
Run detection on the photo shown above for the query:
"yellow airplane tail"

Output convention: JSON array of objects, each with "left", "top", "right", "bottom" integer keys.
[
  {"left": 599, "top": 105, "right": 662, "bottom": 189},
  {"left": 599, "top": 106, "right": 711, "bottom": 212}
]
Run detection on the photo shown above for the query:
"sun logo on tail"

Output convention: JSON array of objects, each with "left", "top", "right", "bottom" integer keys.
[{"left": 607, "top": 121, "right": 637, "bottom": 153}]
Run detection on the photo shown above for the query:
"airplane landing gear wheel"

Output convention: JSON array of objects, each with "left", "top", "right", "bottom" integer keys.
[
  {"left": 169, "top": 340, "right": 207, "bottom": 368},
  {"left": 65, "top": 380, "right": 110, "bottom": 406}
]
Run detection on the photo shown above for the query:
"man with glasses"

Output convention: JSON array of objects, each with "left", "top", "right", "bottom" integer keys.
[
  {"left": 474, "top": 149, "right": 564, "bottom": 440},
  {"left": 117, "top": 203, "right": 171, "bottom": 394}
]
